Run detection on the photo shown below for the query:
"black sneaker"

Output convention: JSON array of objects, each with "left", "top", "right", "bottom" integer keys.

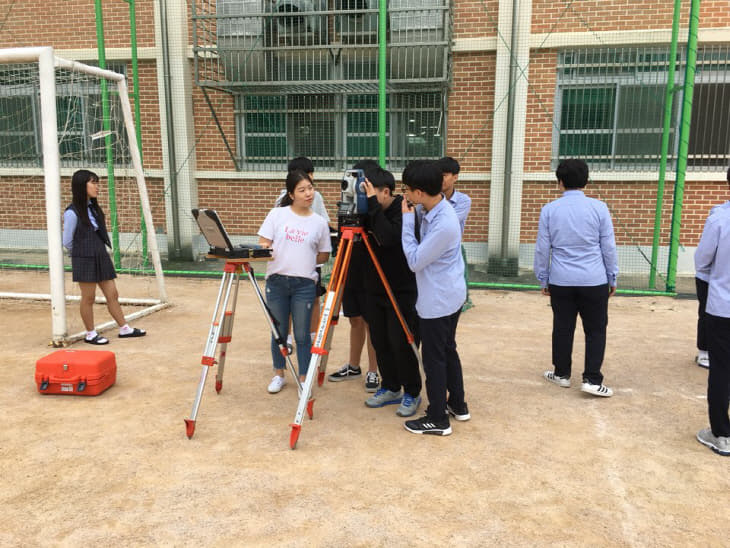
[
  {"left": 447, "top": 402, "right": 470, "bottom": 421},
  {"left": 365, "top": 371, "right": 380, "bottom": 392},
  {"left": 328, "top": 363, "right": 362, "bottom": 382},
  {"left": 404, "top": 415, "right": 452, "bottom": 436}
]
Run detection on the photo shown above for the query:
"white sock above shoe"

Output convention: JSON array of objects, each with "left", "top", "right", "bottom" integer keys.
[
  {"left": 86, "top": 330, "right": 98, "bottom": 341},
  {"left": 119, "top": 324, "right": 133, "bottom": 336},
  {"left": 698, "top": 350, "right": 709, "bottom": 359}
]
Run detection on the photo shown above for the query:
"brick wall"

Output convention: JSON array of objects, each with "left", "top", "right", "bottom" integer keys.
[
  {"left": 0, "top": 175, "right": 167, "bottom": 233},
  {"left": 0, "top": 0, "right": 156, "bottom": 50}
]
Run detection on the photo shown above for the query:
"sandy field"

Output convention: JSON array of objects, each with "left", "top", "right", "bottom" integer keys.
[{"left": 0, "top": 270, "right": 727, "bottom": 546}]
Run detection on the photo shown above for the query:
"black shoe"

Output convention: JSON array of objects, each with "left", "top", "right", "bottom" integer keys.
[
  {"left": 447, "top": 402, "right": 470, "bottom": 422},
  {"left": 404, "top": 415, "right": 452, "bottom": 436},
  {"left": 328, "top": 363, "right": 362, "bottom": 382}
]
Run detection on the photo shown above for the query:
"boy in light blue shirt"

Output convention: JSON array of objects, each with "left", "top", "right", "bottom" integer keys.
[{"left": 401, "top": 160, "right": 468, "bottom": 436}]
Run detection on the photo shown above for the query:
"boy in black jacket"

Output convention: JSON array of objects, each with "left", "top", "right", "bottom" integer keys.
[{"left": 361, "top": 167, "right": 422, "bottom": 417}]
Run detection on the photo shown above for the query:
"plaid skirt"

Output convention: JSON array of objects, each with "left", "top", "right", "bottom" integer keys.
[{"left": 72, "top": 246, "right": 117, "bottom": 283}]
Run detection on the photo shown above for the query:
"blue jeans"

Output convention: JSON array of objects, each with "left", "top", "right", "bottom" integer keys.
[{"left": 265, "top": 274, "right": 316, "bottom": 376}]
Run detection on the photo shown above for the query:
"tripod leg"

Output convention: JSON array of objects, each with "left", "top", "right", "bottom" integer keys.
[
  {"left": 244, "top": 264, "right": 304, "bottom": 396},
  {"left": 215, "top": 271, "right": 241, "bottom": 393},
  {"left": 185, "top": 270, "right": 235, "bottom": 439},
  {"left": 289, "top": 233, "right": 353, "bottom": 448},
  {"left": 361, "top": 232, "right": 424, "bottom": 370}
]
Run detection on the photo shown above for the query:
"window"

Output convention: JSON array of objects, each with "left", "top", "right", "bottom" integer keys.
[
  {"left": 236, "top": 91, "right": 443, "bottom": 170},
  {"left": 554, "top": 45, "right": 730, "bottom": 171},
  {"left": 0, "top": 63, "right": 129, "bottom": 167}
]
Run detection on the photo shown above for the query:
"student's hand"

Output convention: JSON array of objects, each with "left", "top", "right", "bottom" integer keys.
[
  {"left": 363, "top": 179, "right": 376, "bottom": 198},
  {"left": 541, "top": 287, "right": 550, "bottom": 296},
  {"left": 402, "top": 198, "right": 414, "bottom": 214},
  {"left": 608, "top": 286, "right": 616, "bottom": 297}
]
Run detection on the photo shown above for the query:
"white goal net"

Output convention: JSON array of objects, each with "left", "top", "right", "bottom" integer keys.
[{"left": 0, "top": 47, "right": 167, "bottom": 346}]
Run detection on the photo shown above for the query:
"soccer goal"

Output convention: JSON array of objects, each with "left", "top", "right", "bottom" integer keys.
[{"left": 0, "top": 47, "right": 167, "bottom": 346}]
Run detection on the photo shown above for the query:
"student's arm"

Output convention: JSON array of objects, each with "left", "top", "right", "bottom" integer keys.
[
  {"left": 315, "top": 217, "right": 332, "bottom": 264},
  {"left": 258, "top": 237, "right": 273, "bottom": 248},
  {"left": 62, "top": 208, "right": 77, "bottom": 251},
  {"left": 598, "top": 203, "right": 619, "bottom": 291},
  {"left": 257, "top": 209, "right": 276, "bottom": 247},
  {"left": 365, "top": 195, "right": 401, "bottom": 247},
  {"left": 401, "top": 211, "right": 459, "bottom": 273},
  {"left": 533, "top": 206, "right": 551, "bottom": 289},
  {"left": 453, "top": 193, "right": 471, "bottom": 227},
  {"left": 695, "top": 216, "right": 720, "bottom": 276}
]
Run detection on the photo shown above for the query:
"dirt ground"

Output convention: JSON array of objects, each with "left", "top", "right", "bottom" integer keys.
[{"left": 0, "top": 271, "right": 727, "bottom": 546}]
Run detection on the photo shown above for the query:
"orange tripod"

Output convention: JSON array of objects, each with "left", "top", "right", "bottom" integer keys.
[
  {"left": 288, "top": 225, "right": 423, "bottom": 449},
  {"left": 184, "top": 256, "right": 313, "bottom": 439}
]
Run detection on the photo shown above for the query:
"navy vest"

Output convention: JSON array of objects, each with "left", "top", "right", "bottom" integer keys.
[{"left": 65, "top": 204, "right": 111, "bottom": 258}]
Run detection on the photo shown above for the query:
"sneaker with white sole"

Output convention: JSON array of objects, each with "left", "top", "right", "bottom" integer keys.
[
  {"left": 695, "top": 352, "right": 710, "bottom": 369},
  {"left": 404, "top": 415, "right": 452, "bottom": 436},
  {"left": 365, "top": 371, "right": 380, "bottom": 392},
  {"left": 580, "top": 382, "right": 613, "bottom": 397},
  {"left": 267, "top": 375, "right": 286, "bottom": 394},
  {"left": 447, "top": 402, "right": 471, "bottom": 421},
  {"left": 696, "top": 427, "right": 730, "bottom": 456},
  {"left": 544, "top": 371, "right": 570, "bottom": 388},
  {"left": 365, "top": 388, "right": 402, "bottom": 408},
  {"left": 396, "top": 394, "right": 422, "bottom": 417},
  {"left": 328, "top": 363, "right": 362, "bottom": 382}
]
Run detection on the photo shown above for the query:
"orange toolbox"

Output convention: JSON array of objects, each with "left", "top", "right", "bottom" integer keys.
[{"left": 35, "top": 349, "right": 116, "bottom": 396}]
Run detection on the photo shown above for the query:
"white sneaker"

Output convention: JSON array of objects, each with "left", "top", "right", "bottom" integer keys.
[
  {"left": 696, "top": 352, "right": 710, "bottom": 369},
  {"left": 581, "top": 382, "right": 613, "bottom": 397},
  {"left": 267, "top": 375, "right": 286, "bottom": 394},
  {"left": 543, "top": 371, "right": 570, "bottom": 388}
]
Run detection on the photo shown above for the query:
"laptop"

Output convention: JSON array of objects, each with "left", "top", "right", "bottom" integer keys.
[{"left": 192, "top": 208, "right": 272, "bottom": 259}]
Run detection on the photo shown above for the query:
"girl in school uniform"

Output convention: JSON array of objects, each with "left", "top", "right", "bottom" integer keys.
[{"left": 62, "top": 169, "right": 146, "bottom": 344}]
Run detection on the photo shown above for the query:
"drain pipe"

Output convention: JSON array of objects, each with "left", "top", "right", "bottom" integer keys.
[
  {"left": 159, "top": 0, "right": 181, "bottom": 258},
  {"left": 500, "top": 0, "right": 519, "bottom": 273}
]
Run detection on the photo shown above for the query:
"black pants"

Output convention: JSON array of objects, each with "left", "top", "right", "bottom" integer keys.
[
  {"left": 549, "top": 284, "right": 609, "bottom": 385},
  {"left": 420, "top": 310, "right": 464, "bottom": 422},
  {"left": 706, "top": 314, "right": 730, "bottom": 438},
  {"left": 365, "top": 293, "right": 421, "bottom": 398},
  {"left": 696, "top": 277, "right": 709, "bottom": 351}
]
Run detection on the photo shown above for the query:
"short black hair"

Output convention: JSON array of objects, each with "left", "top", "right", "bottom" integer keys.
[
  {"left": 352, "top": 159, "right": 380, "bottom": 180},
  {"left": 402, "top": 160, "right": 443, "bottom": 196},
  {"left": 555, "top": 158, "right": 589, "bottom": 189},
  {"left": 288, "top": 156, "right": 314, "bottom": 174},
  {"left": 437, "top": 156, "right": 460, "bottom": 175},
  {"left": 367, "top": 167, "right": 395, "bottom": 192}
]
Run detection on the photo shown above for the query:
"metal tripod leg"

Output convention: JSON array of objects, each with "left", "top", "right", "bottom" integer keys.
[
  {"left": 185, "top": 267, "right": 238, "bottom": 439},
  {"left": 215, "top": 268, "right": 241, "bottom": 394},
  {"left": 243, "top": 264, "right": 305, "bottom": 396},
  {"left": 289, "top": 233, "right": 353, "bottom": 449}
]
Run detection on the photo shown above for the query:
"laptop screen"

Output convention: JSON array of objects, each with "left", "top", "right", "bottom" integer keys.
[{"left": 192, "top": 209, "right": 233, "bottom": 251}]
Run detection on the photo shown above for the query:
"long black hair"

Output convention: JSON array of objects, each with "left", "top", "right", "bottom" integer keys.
[
  {"left": 279, "top": 169, "right": 311, "bottom": 207},
  {"left": 71, "top": 169, "right": 104, "bottom": 226}
]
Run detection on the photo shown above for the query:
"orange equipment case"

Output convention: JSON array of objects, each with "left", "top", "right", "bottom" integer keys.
[{"left": 35, "top": 349, "right": 116, "bottom": 396}]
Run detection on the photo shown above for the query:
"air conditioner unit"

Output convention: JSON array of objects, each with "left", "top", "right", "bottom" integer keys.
[
  {"left": 334, "top": 0, "right": 377, "bottom": 44},
  {"left": 273, "top": 0, "right": 327, "bottom": 45},
  {"left": 216, "top": 0, "right": 270, "bottom": 82}
]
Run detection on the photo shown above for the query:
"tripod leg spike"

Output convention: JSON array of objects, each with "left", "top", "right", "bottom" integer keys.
[
  {"left": 184, "top": 419, "right": 196, "bottom": 439},
  {"left": 317, "top": 370, "right": 325, "bottom": 386},
  {"left": 289, "top": 423, "right": 301, "bottom": 449},
  {"left": 215, "top": 380, "right": 222, "bottom": 393},
  {"left": 307, "top": 398, "right": 315, "bottom": 419}
]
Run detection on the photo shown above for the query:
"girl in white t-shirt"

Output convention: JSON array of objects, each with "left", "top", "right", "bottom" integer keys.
[{"left": 258, "top": 170, "right": 332, "bottom": 393}]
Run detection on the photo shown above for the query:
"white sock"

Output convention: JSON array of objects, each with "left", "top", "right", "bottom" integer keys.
[
  {"left": 698, "top": 349, "right": 709, "bottom": 359},
  {"left": 287, "top": 334, "right": 293, "bottom": 346},
  {"left": 310, "top": 332, "right": 316, "bottom": 343},
  {"left": 86, "top": 330, "right": 98, "bottom": 340},
  {"left": 119, "top": 324, "right": 133, "bottom": 335}
]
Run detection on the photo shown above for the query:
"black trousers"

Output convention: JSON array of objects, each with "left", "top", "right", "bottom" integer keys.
[
  {"left": 696, "top": 277, "right": 709, "bottom": 351},
  {"left": 706, "top": 314, "right": 730, "bottom": 438},
  {"left": 549, "top": 284, "right": 609, "bottom": 385},
  {"left": 420, "top": 310, "right": 464, "bottom": 422},
  {"left": 365, "top": 293, "right": 421, "bottom": 397}
]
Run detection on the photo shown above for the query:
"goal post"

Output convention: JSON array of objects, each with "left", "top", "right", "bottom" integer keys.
[{"left": 0, "top": 47, "right": 167, "bottom": 345}]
